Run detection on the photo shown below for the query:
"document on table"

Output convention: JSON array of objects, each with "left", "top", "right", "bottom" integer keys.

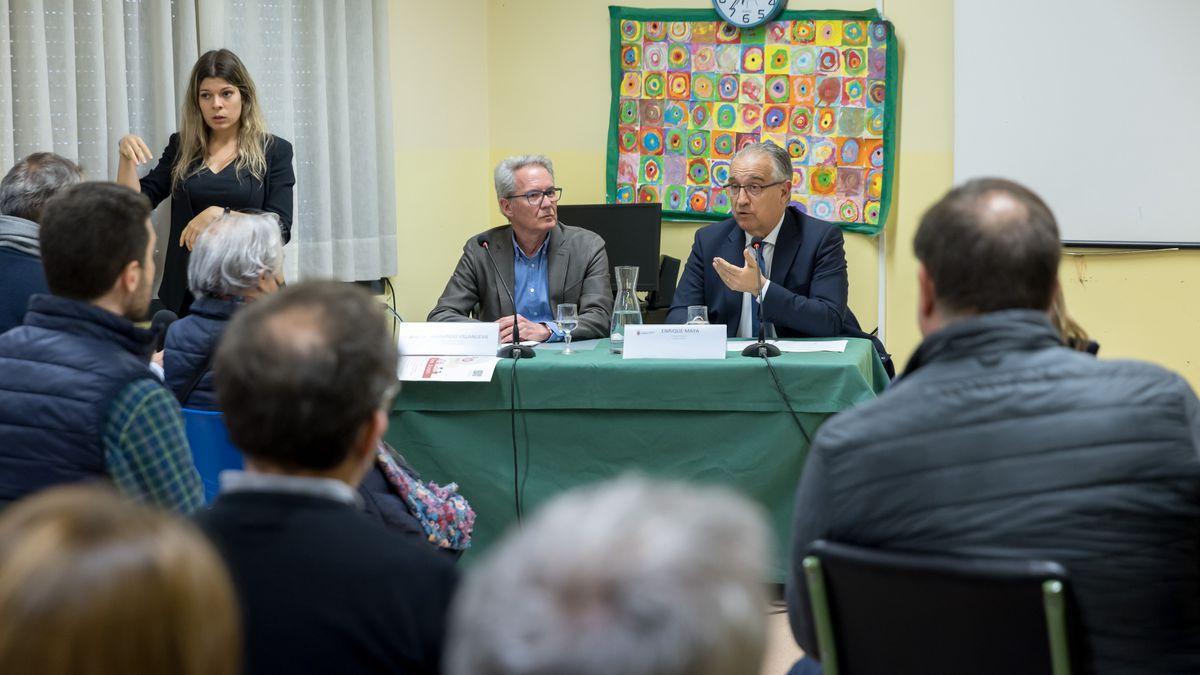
[
  {"left": 727, "top": 339, "right": 848, "bottom": 353},
  {"left": 398, "top": 355, "right": 500, "bottom": 382}
]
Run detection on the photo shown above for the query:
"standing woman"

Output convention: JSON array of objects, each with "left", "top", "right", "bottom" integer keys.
[{"left": 117, "top": 49, "right": 294, "bottom": 315}]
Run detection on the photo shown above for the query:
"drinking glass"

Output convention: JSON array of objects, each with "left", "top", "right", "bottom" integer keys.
[
  {"left": 557, "top": 303, "right": 579, "bottom": 355},
  {"left": 686, "top": 305, "right": 709, "bottom": 325}
]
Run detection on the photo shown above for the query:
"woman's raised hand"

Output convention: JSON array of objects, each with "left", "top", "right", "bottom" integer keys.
[{"left": 118, "top": 134, "right": 154, "bottom": 166}]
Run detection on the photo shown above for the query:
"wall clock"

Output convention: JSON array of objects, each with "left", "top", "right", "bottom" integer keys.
[{"left": 712, "top": 0, "right": 787, "bottom": 28}]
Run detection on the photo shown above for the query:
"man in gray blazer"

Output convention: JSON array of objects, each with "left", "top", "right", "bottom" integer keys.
[{"left": 428, "top": 155, "right": 613, "bottom": 342}]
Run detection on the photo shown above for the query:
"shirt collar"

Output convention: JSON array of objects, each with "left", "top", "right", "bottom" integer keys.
[
  {"left": 218, "top": 470, "right": 361, "bottom": 507},
  {"left": 744, "top": 211, "right": 786, "bottom": 247},
  {"left": 512, "top": 230, "right": 549, "bottom": 262}
]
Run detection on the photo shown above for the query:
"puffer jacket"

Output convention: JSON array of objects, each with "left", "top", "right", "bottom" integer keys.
[
  {"left": 788, "top": 310, "right": 1200, "bottom": 675},
  {"left": 163, "top": 295, "right": 241, "bottom": 410}
]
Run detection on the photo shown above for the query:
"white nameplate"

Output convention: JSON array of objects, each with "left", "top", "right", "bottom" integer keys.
[
  {"left": 622, "top": 325, "right": 727, "bottom": 360},
  {"left": 397, "top": 322, "right": 500, "bottom": 356}
]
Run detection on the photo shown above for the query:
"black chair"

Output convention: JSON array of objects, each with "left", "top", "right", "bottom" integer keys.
[{"left": 802, "top": 540, "right": 1075, "bottom": 675}]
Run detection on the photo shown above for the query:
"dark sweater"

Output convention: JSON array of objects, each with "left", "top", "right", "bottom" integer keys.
[{"left": 196, "top": 491, "right": 458, "bottom": 675}]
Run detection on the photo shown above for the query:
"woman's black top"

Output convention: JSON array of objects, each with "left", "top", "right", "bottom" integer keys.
[{"left": 140, "top": 133, "right": 294, "bottom": 314}]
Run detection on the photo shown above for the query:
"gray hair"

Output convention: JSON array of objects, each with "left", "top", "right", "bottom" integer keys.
[
  {"left": 445, "top": 476, "right": 770, "bottom": 675},
  {"left": 187, "top": 211, "right": 284, "bottom": 298},
  {"left": 494, "top": 154, "right": 555, "bottom": 201},
  {"left": 732, "top": 141, "right": 792, "bottom": 183},
  {"left": 0, "top": 153, "right": 84, "bottom": 222}
]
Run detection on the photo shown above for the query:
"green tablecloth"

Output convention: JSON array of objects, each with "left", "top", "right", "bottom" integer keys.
[{"left": 386, "top": 338, "right": 889, "bottom": 580}]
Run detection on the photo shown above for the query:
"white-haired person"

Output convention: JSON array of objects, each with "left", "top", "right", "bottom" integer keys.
[
  {"left": 445, "top": 476, "right": 770, "bottom": 675},
  {"left": 163, "top": 209, "right": 283, "bottom": 410},
  {"left": 164, "top": 213, "right": 473, "bottom": 555},
  {"left": 428, "top": 154, "right": 613, "bottom": 342}
]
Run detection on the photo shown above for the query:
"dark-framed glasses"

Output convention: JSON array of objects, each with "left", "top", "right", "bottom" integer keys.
[
  {"left": 507, "top": 187, "right": 563, "bottom": 205},
  {"left": 720, "top": 181, "right": 785, "bottom": 198}
]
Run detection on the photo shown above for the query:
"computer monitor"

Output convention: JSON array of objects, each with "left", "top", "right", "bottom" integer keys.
[{"left": 557, "top": 203, "right": 662, "bottom": 292}]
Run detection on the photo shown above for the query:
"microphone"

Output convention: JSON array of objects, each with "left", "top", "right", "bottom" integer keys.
[
  {"left": 380, "top": 302, "right": 404, "bottom": 324},
  {"left": 150, "top": 309, "right": 178, "bottom": 352},
  {"left": 741, "top": 238, "right": 781, "bottom": 358},
  {"left": 477, "top": 235, "right": 536, "bottom": 359}
]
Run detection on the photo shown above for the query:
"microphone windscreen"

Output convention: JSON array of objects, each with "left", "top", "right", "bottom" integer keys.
[
  {"left": 150, "top": 309, "right": 178, "bottom": 351},
  {"left": 475, "top": 234, "right": 489, "bottom": 248}
]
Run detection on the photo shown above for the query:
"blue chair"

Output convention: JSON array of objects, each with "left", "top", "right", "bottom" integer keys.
[{"left": 181, "top": 408, "right": 244, "bottom": 504}]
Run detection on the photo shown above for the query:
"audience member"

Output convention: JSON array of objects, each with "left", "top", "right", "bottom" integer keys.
[
  {"left": 163, "top": 209, "right": 284, "bottom": 409},
  {"left": 429, "top": 154, "right": 614, "bottom": 342},
  {"left": 0, "top": 182, "right": 203, "bottom": 512},
  {"left": 787, "top": 178, "right": 1200, "bottom": 674},
  {"left": 196, "top": 280, "right": 458, "bottom": 675},
  {"left": 0, "top": 484, "right": 238, "bottom": 675},
  {"left": 165, "top": 216, "right": 468, "bottom": 550},
  {"left": 446, "top": 476, "right": 769, "bottom": 675},
  {"left": 0, "top": 152, "right": 83, "bottom": 334}
]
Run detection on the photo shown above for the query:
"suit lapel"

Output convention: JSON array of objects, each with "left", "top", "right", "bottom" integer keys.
[
  {"left": 547, "top": 224, "right": 568, "bottom": 307},
  {"left": 770, "top": 207, "right": 802, "bottom": 288},
  {"left": 719, "top": 223, "right": 746, "bottom": 336},
  {"left": 491, "top": 228, "right": 518, "bottom": 315}
]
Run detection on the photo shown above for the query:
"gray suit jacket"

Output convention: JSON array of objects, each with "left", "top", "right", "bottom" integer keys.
[{"left": 427, "top": 223, "right": 614, "bottom": 340}]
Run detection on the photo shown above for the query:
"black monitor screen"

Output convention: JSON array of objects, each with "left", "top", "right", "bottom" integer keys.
[{"left": 557, "top": 203, "right": 661, "bottom": 292}]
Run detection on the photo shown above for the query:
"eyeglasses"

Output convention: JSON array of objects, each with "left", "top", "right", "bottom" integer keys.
[
  {"left": 506, "top": 187, "right": 563, "bottom": 205},
  {"left": 720, "top": 181, "right": 786, "bottom": 198}
]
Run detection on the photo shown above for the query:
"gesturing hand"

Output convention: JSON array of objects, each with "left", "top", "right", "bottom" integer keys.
[
  {"left": 180, "top": 206, "right": 226, "bottom": 250},
  {"left": 118, "top": 134, "right": 154, "bottom": 166},
  {"left": 713, "top": 248, "right": 768, "bottom": 296}
]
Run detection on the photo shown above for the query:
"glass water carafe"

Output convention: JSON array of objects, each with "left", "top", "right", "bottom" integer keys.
[{"left": 610, "top": 265, "right": 643, "bottom": 354}]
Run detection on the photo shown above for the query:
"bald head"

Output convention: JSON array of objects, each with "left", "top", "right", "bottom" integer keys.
[
  {"left": 914, "top": 178, "right": 1061, "bottom": 316},
  {"left": 214, "top": 281, "right": 398, "bottom": 472}
]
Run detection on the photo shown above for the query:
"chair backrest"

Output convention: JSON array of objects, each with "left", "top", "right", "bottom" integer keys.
[
  {"left": 803, "top": 540, "right": 1074, "bottom": 675},
  {"left": 181, "top": 408, "right": 244, "bottom": 504}
]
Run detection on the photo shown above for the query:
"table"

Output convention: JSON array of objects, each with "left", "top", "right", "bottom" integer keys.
[{"left": 385, "top": 338, "right": 889, "bottom": 580}]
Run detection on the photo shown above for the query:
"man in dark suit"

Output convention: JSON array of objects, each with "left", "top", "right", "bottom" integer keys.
[
  {"left": 667, "top": 142, "right": 854, "bottom": 340},
  {"left": 196, "top": 281, "right": 457, "bottom": 675},
  {"left": 428, "top": 155, "right": 613, "bottom": 341}
]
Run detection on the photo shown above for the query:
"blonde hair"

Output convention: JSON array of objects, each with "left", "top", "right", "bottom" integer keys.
[
  {"left": 0, "top": 485, "right": 240, "bottom": 675},
  {"left": 1049, "top": 286, "right": 1091, "bottom": 352},
  {"left": 173, "top": 49, "right": 270, "bottom": 192}
]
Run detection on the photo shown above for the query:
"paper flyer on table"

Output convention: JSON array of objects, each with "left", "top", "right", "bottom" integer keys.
[{"left": 398, "top": 355, "right": 500, "bottom": 382}]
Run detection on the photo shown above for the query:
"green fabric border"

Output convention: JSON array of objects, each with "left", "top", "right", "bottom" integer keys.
[{"left": 605, "top": 5, "right": 896, "bottom": 236}]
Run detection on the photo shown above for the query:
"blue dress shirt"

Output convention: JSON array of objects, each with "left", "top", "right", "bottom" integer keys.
[{"left": 512, "top": 234, "right": 563, "bottom": 341}]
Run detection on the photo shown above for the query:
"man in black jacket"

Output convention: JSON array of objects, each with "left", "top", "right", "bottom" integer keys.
[
  {"left": 787, "top": 178, "right": 1200, "bottom": 674},
  {"left": 196, "top": 281, "right": 457, "bottom": 675}
]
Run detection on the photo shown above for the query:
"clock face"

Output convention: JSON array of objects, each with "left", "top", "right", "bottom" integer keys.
[{"left": 713, "top": 0, "right": 786, "bottom": 29}]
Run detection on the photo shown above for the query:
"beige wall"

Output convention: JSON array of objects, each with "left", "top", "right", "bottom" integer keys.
[
  {"left": 389, "top": 0, "right": 492, "bottom": 322},
  {"left": 390, "top": 0, "right": 1200, "bottom": 388}
]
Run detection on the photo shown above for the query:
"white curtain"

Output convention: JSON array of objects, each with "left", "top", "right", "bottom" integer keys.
[
  {"left": 1, "top": 0, "right": 196, "bottom": 288},
  {"left": 0, "top": 0, "right": 397, "bottom": 284}
]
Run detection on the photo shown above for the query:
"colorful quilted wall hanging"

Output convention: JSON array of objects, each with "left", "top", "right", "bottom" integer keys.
[{"left": 606, "top": 7, "right": 897, "bottom": 235}]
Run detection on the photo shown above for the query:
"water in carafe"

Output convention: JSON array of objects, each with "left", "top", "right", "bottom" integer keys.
[
  {"left": 604, "top": 265, "right": 643, "bottom": 355},
  {"left": 610, "top": 265, "right": 643, "bottom": 354}
]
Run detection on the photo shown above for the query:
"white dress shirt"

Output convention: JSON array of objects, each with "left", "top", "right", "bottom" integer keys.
[{"left": 737, "top": 212, "right": 785, "bottom": 339}]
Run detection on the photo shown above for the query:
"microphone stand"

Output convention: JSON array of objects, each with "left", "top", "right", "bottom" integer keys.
[
  {"left": 478, "top": 237, "right": 536, "bottom": 359},
  {"left": 741, "top": 239, "right": 780, "bottom": 358}
]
